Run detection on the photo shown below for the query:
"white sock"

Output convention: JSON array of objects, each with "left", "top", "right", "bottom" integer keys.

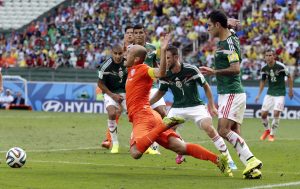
[
  {"left": 212, "top": 135, "right": 234, "bottom": 163},
  {"left": 226, "top": 131, "right": 253, "bottom": 166},
  {"left": 262, "top": 117, "right": 269, "bottom": 130},
  {"left": 108, "top": 119, "right": 118, "bottom": 145},
  {"left": 270, "top": 118, "right": 279, "bottom": 136}
]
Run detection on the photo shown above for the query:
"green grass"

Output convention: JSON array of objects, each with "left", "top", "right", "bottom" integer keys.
[{"left": 0, "top": 110, "right": 299, "bottom": 189}]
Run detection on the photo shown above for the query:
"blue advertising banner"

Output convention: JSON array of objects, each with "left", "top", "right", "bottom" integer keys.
[{"left": 3, "top": 80, "right": 300, "bottom": 117}]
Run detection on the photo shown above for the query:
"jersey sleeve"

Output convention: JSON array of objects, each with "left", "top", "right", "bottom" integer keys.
[
  {"left": 97, "top": 58, "right": 111, "bottom": 80},
  {"left": 227, "top": 51, "right": 240, "bottom": 64},
  {"left": 147, "top": 67, "right": 156, "bottom": 80},
  {"left": 190, "top": 66, "right": 207, "bottom": 86},
  {"left": 159, "top": 79, "right": 169, "bottom": 91},
  {"left": 261, "top": 67, "right": 267, "bottom": 81}
]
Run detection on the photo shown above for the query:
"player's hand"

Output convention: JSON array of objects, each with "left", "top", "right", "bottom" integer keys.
[
  {"left": 112, "top": 94, "right": 124, "bottom": 103},
  {"left": 228, "top": 18, "right": 240, "bottom": 28},
  {"left": 209, "top": 105, "right": 218, "bottom": 117},
  {"left": 0, "top": 86, "right": 3, "bottom": 93},
  {"left": 289, "top": 90, "right": 294, "bottom": 99},
  {"left": 255, "top": 96, "right": 260, "bottom": 103},
  {"left": 160, "top": 32, "right": 172, "bottom": 50},
  {"left": 199, "top": 66, "right": 216, "bottom": 76}
]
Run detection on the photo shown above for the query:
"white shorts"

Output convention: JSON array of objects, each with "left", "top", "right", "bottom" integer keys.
[
  {"left": 218, "top": 93, "right": 246, "bottom": 124},
  {"left": 150, "top": 88, "right": 166, "bottom": 109},
  {"left": 104, "top": 93, "right": 127, "bottom": 111},
  {"left": 167, "top": 105, "right": 211, "bottom": 124},
  {"left": 262, "top": 95, "right": 285, "bottom": 112}
]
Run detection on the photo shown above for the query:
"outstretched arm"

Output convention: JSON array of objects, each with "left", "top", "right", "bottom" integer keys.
[
  {"left": 200, "top": 62, "right": 240, "bottom": 76},
  {"left": 152, "top": 33, "right": 171, "bottom": 78}
]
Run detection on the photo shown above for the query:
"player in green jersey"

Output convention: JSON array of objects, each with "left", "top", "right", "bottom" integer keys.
[
  {"left": 133, "top": 24, "right": 167, "bottom": 155},
  {"left": 150, "top": 45, "right": 237, "bottom": 170},
  {"left": 255, "top": 48, "right": 293, "bottom": 142},
  {"left": 124, "top": 25, "right": 134, "bottom": 51},
  {"left": 97, "top": 43, "right": 127, "bottom": 154},
  {"left": 200, "top": 9, "right": 262, "bottom": 179}
]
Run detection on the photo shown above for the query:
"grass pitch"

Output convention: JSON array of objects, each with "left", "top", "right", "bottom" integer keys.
[{"left": 0, "top": 110, "right": 299, "bottom": 189}]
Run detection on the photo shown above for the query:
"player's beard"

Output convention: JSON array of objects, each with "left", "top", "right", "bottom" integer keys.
[{"left": 168, "top": 62, "right": 176, "bottom": 70}]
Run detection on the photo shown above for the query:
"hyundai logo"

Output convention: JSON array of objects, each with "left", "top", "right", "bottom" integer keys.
[{"left": 42, "top": 100, "right": 64, "bottom": 112}]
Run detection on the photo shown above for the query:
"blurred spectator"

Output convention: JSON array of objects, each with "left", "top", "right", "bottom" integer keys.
[
  {"left": 11, "top": 91, "right": 25, "bottom": 105},
  {"left": 0, "top": 89, "right": 14, "bottom": 109}
]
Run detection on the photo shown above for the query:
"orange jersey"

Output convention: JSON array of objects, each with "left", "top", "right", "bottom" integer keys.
[{"left": 126, "top": 64, "right": 155, "bottom": 121}]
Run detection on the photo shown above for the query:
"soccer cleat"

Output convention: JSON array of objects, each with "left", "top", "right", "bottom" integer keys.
[
  {"left": 101, "top": 140, "right": 112, "bottom": 149},
  {"left": 228, "top": 161, "right": 238, "bottom": 170},
  {"left": 145, "top": 147, "right": 161, "bottom": 155},
  {"left": 243, "top": 157, "right": 263, "bottom": 176},
  {"left": 260, "top": 130, "right": 270, "bottom": 140},
  {"left": 175, "top": 155, "right": 186, "bottom": 164},
  {"left": 217, "top": 154, "right": 233, "bottom": 177},
  {"left": 243, "top": 169, "right": 262, "bottom": 179},
  {"left": 268, "top": 135, "right": 275, "bottom": 142},
  {"left": 163, "top": 116, "right": 185, "bottom": 128},
  {"left": 110, "top": 144, "right": 119, "bottom": 154}
]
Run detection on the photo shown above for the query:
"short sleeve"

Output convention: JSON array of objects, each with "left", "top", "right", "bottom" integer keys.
[
  {"left": 159, "top": 80, "right": 169, "bottom": 91},
  {"left": 227, "top": 52, "right": 240, "bottom": 64}
]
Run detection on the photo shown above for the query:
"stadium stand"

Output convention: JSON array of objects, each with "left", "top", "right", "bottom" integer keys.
[{"left": 0, "top": 0, "right": 299, "bottom": 82}]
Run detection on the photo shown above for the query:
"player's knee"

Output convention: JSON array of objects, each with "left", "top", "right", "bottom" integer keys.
[
  {"left": 217, "top": 127, "right": 228, "bottom": 138},
  {"left": 130, "top": 146, "right": 143, "bottom": 159},
  {"left": 168, "top": 137, "right": 186, "bottom": 154},
  {"left": 261, "top": 111, "right": 268, "bottom": 119}
]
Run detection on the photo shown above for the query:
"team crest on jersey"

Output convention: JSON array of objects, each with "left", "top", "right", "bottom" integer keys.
[
  {"left": 131, "top": 69, "right": 135, "bottom": 76},
  {"left": 118, "top": 68, "right": 124, "bottom": 78}
]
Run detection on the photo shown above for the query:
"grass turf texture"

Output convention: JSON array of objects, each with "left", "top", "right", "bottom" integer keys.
[{"left": 0, "top": 110, "right": 299, "bottom": 189}]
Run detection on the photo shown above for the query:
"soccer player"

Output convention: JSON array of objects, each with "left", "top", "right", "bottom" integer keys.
[
  {"left": 150, "top": 45, "right": 237, "bottom": 170},
  {"left": 124, "top": 25, "right": 134, "bottom": 50},
  {"left": 97, "top": 43, "right": 127, "bottom": 153},
  {"left": 255, "top": 48, "right": 293, "bottom": 142},
  {"left": 200, "top": 10, "right": 263, "bottom": 179},
  {"left": 133, "top": 24, "right": 167, "bottom": 154},
  {"left": 124, "top": 34, "right": 232, "bottom": 177},
  {"left": 101, "top": 25, "right": 134, "bottom": 150}
]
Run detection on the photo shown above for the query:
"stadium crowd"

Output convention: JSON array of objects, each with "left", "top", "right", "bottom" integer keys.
[{"left": 0, "top": 0, "right": 299, "bottom": 80}]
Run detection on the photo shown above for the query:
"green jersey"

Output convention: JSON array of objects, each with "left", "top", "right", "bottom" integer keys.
[
  {"left": 159, "top": 63, "right": 206, "bottom": 108},
  {"left": 214, "top": 34, "right": 244, "bottom": 94},
  {"left": 144, "top": 42, "right": 158, "bottom": 67},
  {"left": 98, "top": 57, "right": 127, "bottom": 94},
  {"left": 144, "top": 42, "right": 159, "bottom": 88},
  {"left": 261, "top": 61, "right": 289, "bottom": 96}
]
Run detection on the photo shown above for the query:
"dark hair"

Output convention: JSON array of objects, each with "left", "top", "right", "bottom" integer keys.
[
  {"left": 125, "top": 25, "right": 133, "bottom": 33},
  {"left": 166, "top": 45, "right": 179, "bottom": 56},
  {"left": 265, "top": 48, "right": 275, "bottom": 54},
  {"left": 207, "top": 9, "right": 228, "bottom": 28},
  {"left": 133, "top": 24, "right": 145, "bottom": 30}
]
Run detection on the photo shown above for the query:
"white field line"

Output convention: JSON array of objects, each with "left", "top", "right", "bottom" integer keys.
[
  {"left": 240, "top": 181, "right": 300, "bottom": 189},
  {"left": 1, "top": 138, "right": 300, "bottom": 153}
]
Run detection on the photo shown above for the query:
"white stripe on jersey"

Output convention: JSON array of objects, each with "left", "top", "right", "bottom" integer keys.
[
  {"left": 276, "top": 61, "right": 289, "bottom": 75},
  {"left": 101, "top": 58, "right": 113, "bottom": 72},
  {"left": 184, "top": 64, "right": 206, "bottom": 83},
  {"left": 227, "top": 37, "right": 235, "bottom": 52}
]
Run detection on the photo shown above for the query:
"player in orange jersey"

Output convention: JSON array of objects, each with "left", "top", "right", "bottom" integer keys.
[{"left": 123, "top": 34, "right": 232, "bottom": 176}]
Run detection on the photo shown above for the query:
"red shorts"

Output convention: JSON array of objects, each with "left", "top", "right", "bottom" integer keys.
[{"left": 129, "top": 107, "right": 179, "bottom": 149}]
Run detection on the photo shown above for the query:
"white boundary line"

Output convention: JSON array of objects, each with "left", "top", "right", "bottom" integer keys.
[{"left": 240, "top": 181, "right": 300, "bottom": 189}]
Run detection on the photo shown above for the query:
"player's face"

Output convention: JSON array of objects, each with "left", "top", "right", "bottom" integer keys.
[
  {"left": 134, "top": 28, "right": 146, "bottom": 45},
  {"left": 124, "top": 46, "right": 134, "bottom": 67},
  {"left": 125, "top": 28, "right": 134, "bottom": 44},
  {"left": 207, "top": 19, "right": 218, "bottom": 38},
  {"left": 265, "top": 51, "right": 275, "bottom": 64},
  {"left": 166, "top": 51, "right": 176, "bottom": 70},
  {"left": 112, "top": 49, "right": 123, "bottom": 64}
]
